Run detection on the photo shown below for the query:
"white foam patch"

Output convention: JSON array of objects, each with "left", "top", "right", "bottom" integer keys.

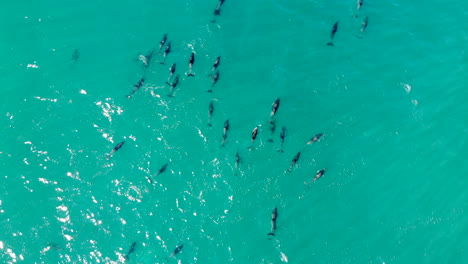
[
  {"left": 34, "top": 96, "right": 57, "bottom": 102},
  {"left": 95, "top": 98, "right": 124, "bottom": 123},
  {"left": 402, "top": 83, "right": 412, "bottom": 93},
  {"left": 27, "top": 63, "right": 39, "bottom": 68}
]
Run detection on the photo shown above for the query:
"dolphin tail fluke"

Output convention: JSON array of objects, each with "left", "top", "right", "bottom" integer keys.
[
  {"left": 267, "top": 139, "right": 274, "bottom": 143},
  {"left": 165, "top": 81, "right": 171, "bottom": 86},
  {"left": 188, "top": 73, "right": 195, "bottom": 77},
  {"left": 327, "top": 42, "right": 334, "bottom": 46},
  {"left": 267, "top": 232, "right": 275, "bottom": 236},
  {"left": 207, "top": 123, "right": 212, "bottom": 127},
  {"left": 207, "top": 89, "right": 213, "bottom": 93},
  {"left": 167, "top": 94, "right": 174, "bottom": 98}
]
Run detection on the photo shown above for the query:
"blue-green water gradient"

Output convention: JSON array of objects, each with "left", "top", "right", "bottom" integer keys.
[{"left": 0, "top": 0, "right": 467, "bottom": 263}]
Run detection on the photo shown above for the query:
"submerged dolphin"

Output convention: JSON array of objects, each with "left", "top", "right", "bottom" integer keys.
[
  {"left": 287, "top": 152, "right": 301, "bottom": 172},
  {"left": 72, "top": 49, "right": 79, "bottom": 61},
  {"left": 141, "top": 50, "right": 154, "bottom": 68},
  {"left": 208, "top": 100, "right": 214, "bottom": 127},
  {"left": 278, "top": 126, "right": 286, "bottom": 152},
  {"left": 126, "top": 78, "right": 145, "bottom": 98},
  {"left": 235, "top": 151, "right": 241, "bottom": 169},
  {"left": 166, "top": 75, "right": 180, "bottom": 97},
  {"left": 208, "top": 71, "right": 220, "bottom": 92},
  {"left": 361, "top": 16, "right": 369, "bottom": 32}
]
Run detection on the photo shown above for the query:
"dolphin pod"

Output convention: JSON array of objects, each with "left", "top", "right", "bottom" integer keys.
[{"left": 101, "top": 0, "right": 352, "bottom": 260}]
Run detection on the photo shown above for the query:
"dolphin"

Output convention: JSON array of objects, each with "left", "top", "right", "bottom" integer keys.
[
  {"left": 107, "top": 141, "right": 125, "bottom": 159},
  {"left": 313, "top": 169, "right": 326, "bottom": 181},
  {"left": 249, "top": 126, "right": 259, "bottom": 149},
  {"left": 159, "top": 33, "right": 168, "bottom": 51},
  {"left": 270, "top": 98, "right": 280, "bottom": 121},
  {"left": 160, "top": 42, "right": 171, "bottom": 64},
  {"left": 167, "top": 244, "right": 184, "bottom": 260},
  {"left": 168, "top": 63, "right": 176, "bottom": 81},
  {"left": 306, "top": 133, "right": 323, "bottom": 144},
  {"left": 124, "top": 241, "right": 137, "bottom": 260},
  {"left": 126, "top": 78, "right": 145, "bottom": 98},
  {"left": 357, "top": 0, "right": 363, "bottom": 11},
  {"left": 267, "top": 207, "right": 278, "bottom": 237},
  {"left": 187, "top": 52, "right": 195, "bottom": 77},
  {"left": 327, "top": 22, "right": 339, "bottom": 46},
  {"left": 214, "top": 6, "right": 221, "bottom": 16},
  {"left": 251, "top": 126, "right": 259, "bottom": 143},
  {"left": 212, "top": 0, "right": 226, "bottom": 20},
  {"left": 287, "top": 152, "right": 301, "bottom": 172},
  {"left": 221, "top": 119, "right": 230, "bottom": 147},
  {"left": 212, "top": 56, "right": 221, "bottom": 72},
  {"left": 154, "top": 163, "right": 169, "bottom": 177}
]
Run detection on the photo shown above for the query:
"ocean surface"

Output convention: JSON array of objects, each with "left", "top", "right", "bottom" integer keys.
[{"left": 1, "top": 0, "right": 467, "bottom": 263}]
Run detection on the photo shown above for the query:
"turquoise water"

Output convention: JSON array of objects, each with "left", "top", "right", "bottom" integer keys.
[{"left": 1, "top": 0, "right": 467, "bottom": 263}]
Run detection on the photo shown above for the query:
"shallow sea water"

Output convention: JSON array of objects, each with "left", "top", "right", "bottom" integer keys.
[{"left": 0, "top": 0, "right": 467, "bottom": 263}]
